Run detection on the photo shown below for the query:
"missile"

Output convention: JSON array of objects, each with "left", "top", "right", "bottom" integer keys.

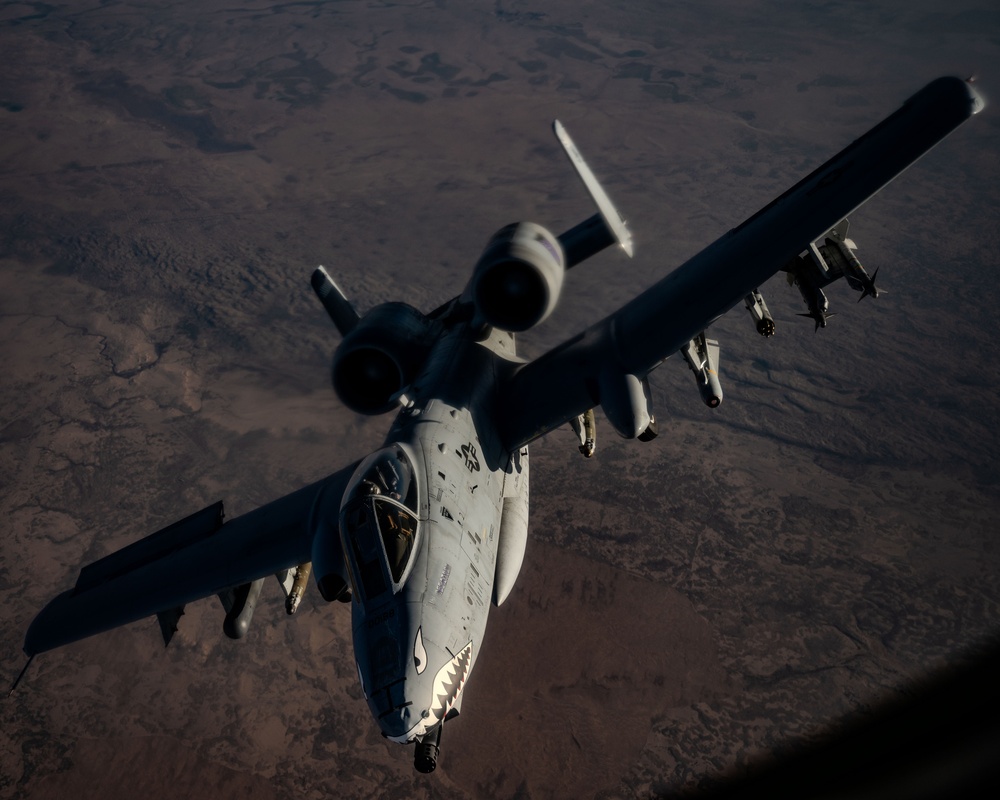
[
  {"left": 681, "top": 332, "right": 723, "bottom": 408},
  {"left": 744, "top": 289, "right": 775, "bottom": 337},
  {"left": 787, "top": 256, "right": 834, "bottom": 330},
  {"left": 793, "top": 271, "right": 832, "bottom": 330},
  {"left": 822, "top": 220, "right": 880, "bottom": 300}
]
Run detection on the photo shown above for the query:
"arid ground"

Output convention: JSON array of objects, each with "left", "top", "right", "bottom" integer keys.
[{"left": 2, "top": 2, "right": 999, "bottom": 798}]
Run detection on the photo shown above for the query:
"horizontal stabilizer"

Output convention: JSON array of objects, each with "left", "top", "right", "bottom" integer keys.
[
  {"left": 312, "top": 266, "right": 360, "bottom": 336},
  {"left": 553, "top": 120, "right": 634, "bottom": 267}
]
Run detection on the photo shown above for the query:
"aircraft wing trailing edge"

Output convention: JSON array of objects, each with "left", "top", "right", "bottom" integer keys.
[
  {"left": 24, "top": 462, "right": 359, "bottom": 656},
  {"left": 498, "top": 76, "right": 984, "bottom": 448}
]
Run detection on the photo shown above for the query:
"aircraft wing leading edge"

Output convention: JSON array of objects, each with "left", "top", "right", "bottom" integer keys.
[
  {"left": 499, "top": 77, "right": 984, "bottom": 449},
  {"left": 24, "top": 462, "right": 359, "bottom": 656}
]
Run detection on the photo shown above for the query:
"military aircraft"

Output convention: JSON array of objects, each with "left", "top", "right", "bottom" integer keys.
[{"left": 20, "top": 77, "right": 982, "bottom": 773}]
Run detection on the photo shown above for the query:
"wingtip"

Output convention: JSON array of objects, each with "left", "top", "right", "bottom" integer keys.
[{"left": 965, "top": 77, "right": 986, "bottom": 115}]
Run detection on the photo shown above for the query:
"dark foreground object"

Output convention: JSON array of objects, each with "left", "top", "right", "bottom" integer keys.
[{"left": 679, "top": 638, "right": 1000, "bottom": 799}]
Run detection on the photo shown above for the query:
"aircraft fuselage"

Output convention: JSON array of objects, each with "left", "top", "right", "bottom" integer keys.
[{"left": 339, "top": 319, "right": 526, "bottom": 747}]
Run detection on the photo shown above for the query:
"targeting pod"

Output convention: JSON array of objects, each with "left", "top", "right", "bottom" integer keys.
[
  {"left": 681, "top": 332, "right": 723, "bottom": 408},
  {"left": 744, "top": 289, "right": 775, "bottom": 337}
]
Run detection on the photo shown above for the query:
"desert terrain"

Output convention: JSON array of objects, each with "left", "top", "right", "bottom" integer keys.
[{"left": 2, "top": 1, "right": 999, "bottom": 798}]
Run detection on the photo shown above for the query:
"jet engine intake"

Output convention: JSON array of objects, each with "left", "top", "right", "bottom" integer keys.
[
  {"left": 470, "top": 222, "right": 565, "bottom": 332},
  {"left": 331, "top": 302, "right": 435, "bottom": 414}
]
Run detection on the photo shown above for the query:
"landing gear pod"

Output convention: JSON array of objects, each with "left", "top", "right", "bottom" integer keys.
[
  {"left": 493, "top": 452, "right": 530, "bottom": 607},
  {"left": 599, "top": 371, "right": 654, "bottom": 439},
  {"left": 312, "top": 561, "right": 349, "bottom": 602},
  {"left": 637, "top": 414, "right": 659, "bottom": 442},
  {"left": 310, "top": 476, "right": 353, "bottom": 603},
  {"left": 219, "top": 577, "right": 265, "bottom": 639}
]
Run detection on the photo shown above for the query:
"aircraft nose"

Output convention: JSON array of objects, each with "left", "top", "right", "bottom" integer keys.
[
  {"left": 376, "top": 701, "right": 435, "bottom": 743},
  {"left": 373, "top": 639, "right": 474, "bottom": 744}
]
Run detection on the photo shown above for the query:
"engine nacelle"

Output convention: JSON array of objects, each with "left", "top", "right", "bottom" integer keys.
[
  {"left": 470, "top": 222, "right": 565, "bottom": 332},
  {"left": 331, "top": 302, "right": 434, "bottom": 415}
]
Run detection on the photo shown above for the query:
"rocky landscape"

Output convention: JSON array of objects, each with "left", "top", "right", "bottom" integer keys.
[{"left": 2, "top": 1, "right": 999, "bottom": 798}]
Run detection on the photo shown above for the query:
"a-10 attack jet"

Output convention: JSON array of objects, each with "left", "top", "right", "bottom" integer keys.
[{"left": 21, "top": 77, "right": 982, "bottom": 773}]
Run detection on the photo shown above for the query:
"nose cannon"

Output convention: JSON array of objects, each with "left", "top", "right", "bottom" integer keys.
[{"left": 414, "top": 724, "right": 443, "bottom": 773}]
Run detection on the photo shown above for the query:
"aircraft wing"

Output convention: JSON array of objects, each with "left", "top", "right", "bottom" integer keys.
[
  {"left": 24, "top": 461, "right": 359, "bottom": 656},
  {"left": 498, "top": 76, "right": 984, "bottom": 449}
]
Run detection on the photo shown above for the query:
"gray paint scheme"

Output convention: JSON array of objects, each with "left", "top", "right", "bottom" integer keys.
[
  {"left": 22, "top": 77, "right": 982, "bottom": 770},
  {"left": 499, "top": 77, "right": 983, "bottom": 447}
]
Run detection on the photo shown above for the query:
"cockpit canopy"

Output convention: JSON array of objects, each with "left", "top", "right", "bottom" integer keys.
[
  {"left": 340, "top": 446, "right": 420, "bottom": 602},
  {"left": 344, "top": 445, "right": 419, "bottom": 512}
]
